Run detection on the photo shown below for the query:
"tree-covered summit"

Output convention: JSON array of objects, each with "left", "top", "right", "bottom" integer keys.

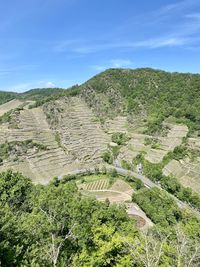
[{"left": 82, "top": 68, "right": 200, "bottom": 133}]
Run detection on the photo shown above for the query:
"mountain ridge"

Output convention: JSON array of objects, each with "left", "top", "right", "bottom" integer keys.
[{"left": 0, "top": 67, "right": 200, "bottom": 198}]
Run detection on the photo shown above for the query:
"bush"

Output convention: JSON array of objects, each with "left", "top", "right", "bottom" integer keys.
[
  {"left": 109, "top": 168, "right": 118, "bottom": 177},
  {"left": 135, "top": 178, "right": 144, "bottom": 190},
  {"left": 62, "top": 174, "right": 76, "bottom": 183},
  {"left": 111, "top": 132, "right": 128, "bottom": 145},
  {"left": 121, "top": 160, "right": 132, "bottom": 170},
  {"left": 100, "top": 166, "right": 107, "bottom": 174},
  {"left": 102, "top": 150, "right": 113, "bottom": 164}
]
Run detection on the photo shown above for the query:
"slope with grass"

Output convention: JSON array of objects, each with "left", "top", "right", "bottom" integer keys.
[{"left": 0, "top": 68, "right": 200, "bottom": 193}]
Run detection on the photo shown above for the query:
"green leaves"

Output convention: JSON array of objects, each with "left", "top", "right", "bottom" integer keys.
[
  {"left": 0, "top": 170, "right": 32, "bottom": 209},
  {"left": 0, "top": 170, "right": 199, "bottom": 266},
  {"left": 132, "top": 187, "right": 181, "bottom": 227}
]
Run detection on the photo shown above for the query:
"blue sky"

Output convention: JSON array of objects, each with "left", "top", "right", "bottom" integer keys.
[{"left": 0, "top": 0, "right": 200, "bottom": 92}]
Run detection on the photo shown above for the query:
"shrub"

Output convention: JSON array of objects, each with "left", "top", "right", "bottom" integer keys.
[
  {"left": 111, "top": 132, "right": 128, "bottom": 145},
  {"left": 102, "top": 150, "right": 113, "bottom": 164}
]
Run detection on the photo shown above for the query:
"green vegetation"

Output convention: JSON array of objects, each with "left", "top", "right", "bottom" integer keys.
[
  {"left": 0, "top": 110, "right": 12, "bottom": 124},
  {"left": 133, "top": 187, "right": 182, "bottom": 227},
  {"left": 0, "top": 170, "right": 200, "bottom": 266},
  {"left": 0, "top": 106, "right": 24, "bottom": 125},
  {"left": 55, "top": 132, "right": 62, "bottom": 147},
  {"left": 83, "top": 68, "right": 200, "bottom": 134},
  {"left": 0, "top": 91, "right": 18, "bottom": 105},
  {"left": 27, "top": 85, "right": 80, "bottom": 108},
  {"left": 102, "top": 150, "right": 113, "bottom": 164},
  {"left": 0, "top": 86, "right": 80, "bottom": 109},
  {"left": 144, "top": 137, "right": 160, "bottom": 149},
  {"left": 102, "top": 133, "right": 128, "bottom": 164},
  {"left": 133, "top": 153, "right": 200, "bottom": 211},
  {"left": 2, "top": 68, "right": 200, "bottom": 135},
  {"left": 121, "top": 159, "right": 132, "bottom": 170},
  {"left": 0, "top": 140, "right": 47, "bottom": 162},
  {"left": 124, "top": 175, "right": 144, "bottom": 190},
  {"left": 111, "top": 132, "right": 129, "bottom": 145}
]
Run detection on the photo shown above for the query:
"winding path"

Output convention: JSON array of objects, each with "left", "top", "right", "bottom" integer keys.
[{"left": 58, "top": 166, "right": 200, "bottom": 219}]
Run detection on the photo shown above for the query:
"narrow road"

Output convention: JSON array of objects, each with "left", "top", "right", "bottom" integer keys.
[
  {"left": 58, "top": 166, "right": 200, "bottom": 219},
  {"left": 114, "top": 167, "right": 160, "bottom": 189},
  {"left": 114, "top": 166, "right": 200, "bottom": 219}
]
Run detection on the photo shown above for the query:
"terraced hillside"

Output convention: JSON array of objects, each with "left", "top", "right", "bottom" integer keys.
[
  {"left": 0, "top": 99, "right": 23, "bottom": 116},
  {"left": 79, "top": 178, "right": 133, "bottom": 203},
  {"left": 118, "top": 123, "right": 188, "bottom": 164},
  {"left": 0, "top": 68, "right": 200, "bottom": 194},
  {"left": 0, "top": 97, "right": 111, "bottom": 183},
  {"left": 44, "top": 97, "right": 110, "bottom": 164},
  {"left": 0, "top": 106, "right": 71, "bottom": 183}
]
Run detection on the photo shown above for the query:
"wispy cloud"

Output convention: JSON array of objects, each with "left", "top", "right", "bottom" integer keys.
[
  {"left": 109, "top": 59, "right": 132, "bottom": 68},
  {"left": 5, "top": 80, "right": 57, "bottom": 92},
  {"left": 133, "top": 37, "right": 190, "bottom": 48},
  {"left": 0, "top": 65, "right": 37, "bottom": 76},
  {"left": 158, "top": 0, "right": 200, "bottom": 15},
  {"left": 56, "top": 36, "right": 192, "bottom": 55},
  {"left": 92, "top": 59, "right": 133, "bottom": 71},
  {"left": 50, "top": 0, "right": 200, "bottom": 58}
]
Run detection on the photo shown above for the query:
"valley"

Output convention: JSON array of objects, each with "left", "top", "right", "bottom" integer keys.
[{"left": 1, "top": 68, "right": 200, "bottom": 266}]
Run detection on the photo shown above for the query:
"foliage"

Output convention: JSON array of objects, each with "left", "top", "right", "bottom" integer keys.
[
  {"left": 0, "top": 170, "right": 200, "bottom": 266},
  {"left": 0, "top": 110, "right": 12, "bottom": 124},
  {"left": 0, "top": 91, "right": 18, "bottom": 105},
  {"left": 0, "top": 170, "right": 32, "bottom": 209},
  {"left": 84, "top": 68, "right": 200, "bottom": 134},
  {"left": 102, "top": 150, "right": 113, "bottom": 164},
  {"left": 55, "top": 132, "right": 62, "bottom": 147},
  {"left": 133, "top": 152, "right": 200, "bottom": 211},
  {"left": 0, "top": 170, "right": 137, "bottom": 266},
  {"left": 27, "top": 86, "right": 80, "bottom": 108},
  {"left": 132, "top": 187, "right": 182, "bottom": 227},
  {"left": 121, "top": 159, "right": 132, "bottom": 170},
  {"left": 111, "top": 132, "right": 129, "bottom": 145},
  {"left": 0, "top": 140, "right": 47, "bottom": 162}
]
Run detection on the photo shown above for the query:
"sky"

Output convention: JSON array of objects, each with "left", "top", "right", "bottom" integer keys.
[{"left": 0, "top": 0, "right": 200, "bottom": 92}]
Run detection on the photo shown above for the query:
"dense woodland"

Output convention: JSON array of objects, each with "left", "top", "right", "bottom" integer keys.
[
  {"left": 84, "top": 68, "right": 200, "bottom": 134},
  {"left": 0, "top": 91, "right": 18, "bottom": 105},
  {"left": 0, "top": 170, "right": 200, "bottom": 266}
]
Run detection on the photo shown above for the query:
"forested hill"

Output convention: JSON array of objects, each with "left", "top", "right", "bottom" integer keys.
[
  {"left": 1, "top": 69, "right": 200, "bottom": 265},
  {"left": 82, "top": 68, "right": 200, "bottom": 133},
  {"left": 0, "top": 91, "right": 18, "bottom": 105},
  {"left": 1, "top": 68, "right": 200, "bottom": 133},
  {"left": 0, "top": 88, "right": 67, "bottom": 105}
]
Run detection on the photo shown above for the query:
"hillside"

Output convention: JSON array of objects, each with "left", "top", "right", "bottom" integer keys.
[
  {"left": 82, "top": 68, "right": 200, "bottom": 132},
  {"left": 0, "top": 68, "right": 200, "bottom": 194},
  {"left": 1, "top": 68, "right": 200, "bottom": 266}
]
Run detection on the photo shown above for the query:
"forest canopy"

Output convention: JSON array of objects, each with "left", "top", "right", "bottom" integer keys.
[{"left": 0, "top": 170, "right": 200, "bottom": 266}]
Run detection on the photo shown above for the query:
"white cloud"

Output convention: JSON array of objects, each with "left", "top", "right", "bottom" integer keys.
[
  {"left": 4, "top": 80, "right": 57, "bottom": 92},
  {"left": 0, "top": 64, "right": 37, "bottom": 76},
  {"left": 134, "top": 37, "right": 189, "bottom": 49},
  {"left": 45, "top": 81, "right": 56, "bottom": 88},
  {"left": 55, "top": 35, "right": 194, "bottom": 55},
  {"left": 92, "top": 59, "right": 133, "bottom": 71},
  {"left": 158, "top": 0, "right": 199, "bottom": 15},
  {"left": 53, "top": 0, "right": 200, "bottom": 56},
  {"left": 109, "top": 59, "right": 132, "bottom": 68}
]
